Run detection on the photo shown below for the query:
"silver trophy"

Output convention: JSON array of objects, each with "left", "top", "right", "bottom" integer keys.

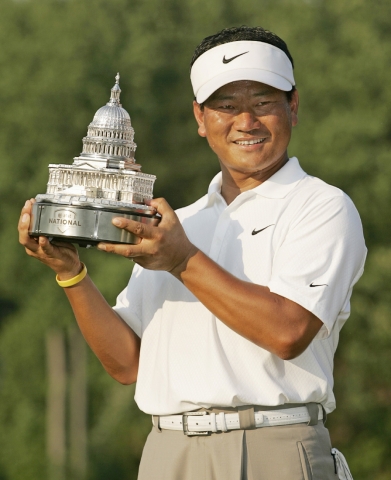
[{"left": 29, "top": 74, "right": 159, "bottom": 247}]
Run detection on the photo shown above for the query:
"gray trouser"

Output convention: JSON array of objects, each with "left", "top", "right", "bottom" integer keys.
[{"left": 138, "top": 408, "right": 337, "bottom": 480}]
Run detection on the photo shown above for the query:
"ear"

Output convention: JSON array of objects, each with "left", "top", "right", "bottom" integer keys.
[
  {"left": 193, "top": 101, "right": 207, "bottom": 137},
  {"left": 290, "top": 89, "right": 299, "bottom": 127}
]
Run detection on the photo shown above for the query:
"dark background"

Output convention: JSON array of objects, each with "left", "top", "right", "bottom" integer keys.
[{"left": 1, "top": 0, "right": 391, "bottom": 478}]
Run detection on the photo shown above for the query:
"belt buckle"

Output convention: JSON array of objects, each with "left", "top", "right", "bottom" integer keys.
[{"left": 182, "top": 411, "right": 209, "bottom": 436}]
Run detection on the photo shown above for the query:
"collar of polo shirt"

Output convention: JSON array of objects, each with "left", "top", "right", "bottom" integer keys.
[
  {"left": 205, "top": 158, "right": 306, "bottom": 208},
  {"left": 191, "top": 41, "right": 295, "bottom": 104}
]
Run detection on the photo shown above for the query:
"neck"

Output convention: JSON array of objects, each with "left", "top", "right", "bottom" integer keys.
[{"left": 220, "top": 156, "right": 289, "bottom": 205}]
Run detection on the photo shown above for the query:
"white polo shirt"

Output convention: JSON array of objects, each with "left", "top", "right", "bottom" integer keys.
[{"left": 114, "top": 157, "right": 367, "bottom": 415}]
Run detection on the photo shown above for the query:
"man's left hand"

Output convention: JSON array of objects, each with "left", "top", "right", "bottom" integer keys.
[{"left": 97, "top": 198, "right": 198, "bottom": 275}]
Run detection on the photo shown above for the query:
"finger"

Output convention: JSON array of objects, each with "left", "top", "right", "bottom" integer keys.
[
  {"left": 42, "top": 238, "right": 79, "bottom": 260},
  {"left": 147, "top": 198, "right": 179, "bottom": 227},
  {"left": 18, "top": 199, "right": 32, "bottom": 223},
  {"left": 49, "top": 239, "right": 77, "bottom": 251},
  {"left": 18, "top": 199, "right": 35, "bottom": 232},
  {"left": 98, "top": 237, "right": 156, "bottom": 258},
  {"left": 18, "top": 200, "right": 41, "bottom": 249},
  {"left": 38, "top": 235, "right": 56, "bottom": 256},
  {"left": 111, "top": 217, "right": 156, "bottom": 239},
  {"left": 96, "top": 243, "right": 140, "bottom": 258},
  {"left": 18, "top": 207, "right": 38, "bottom": 250},
  {"left": 147, "top": 197, "right": 174, "bottom": 216},
  {"left": 18, "top": 210, "right": 30, "bottom": 233}
]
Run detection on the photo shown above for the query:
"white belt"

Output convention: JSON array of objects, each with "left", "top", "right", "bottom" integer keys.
[{"left": 155, "top": 405, "right": 323, "bottom": 436}]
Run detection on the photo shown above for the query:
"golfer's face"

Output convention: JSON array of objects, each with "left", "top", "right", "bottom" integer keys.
[{"left": 193, "top": 80, "right": 298, "bottom": 179}]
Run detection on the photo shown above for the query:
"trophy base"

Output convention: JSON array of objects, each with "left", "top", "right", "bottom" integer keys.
[{"left": 29, "top": 194, "right": 160, "bottom": 248}]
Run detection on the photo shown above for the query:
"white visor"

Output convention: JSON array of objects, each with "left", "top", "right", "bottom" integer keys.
[{"left": 191, "top": 41, "right": 295, "bottom": 104}]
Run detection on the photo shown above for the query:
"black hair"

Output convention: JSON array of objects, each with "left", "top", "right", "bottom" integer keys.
[{"left": 191, "top": 26, "right": 296, "bottom": 102}]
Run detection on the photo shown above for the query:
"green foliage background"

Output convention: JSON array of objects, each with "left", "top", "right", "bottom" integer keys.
[{"left": 0, "top": 0, "right": 390, "bottom": 478}]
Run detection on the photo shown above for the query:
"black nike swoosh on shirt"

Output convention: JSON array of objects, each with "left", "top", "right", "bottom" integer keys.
[
  {"left": 251, "top": 224, "right": 275, "bottom": 235},
  {"left": 222, "top": 51, "right": 249, "bottom": 64},
  {"left": 309, "top": 282, "right": 328, "bottom": 287}
]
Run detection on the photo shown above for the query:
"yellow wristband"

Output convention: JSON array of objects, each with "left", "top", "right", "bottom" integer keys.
[{"left": 56, "top": 263, "right": 87, "bottom": 288}]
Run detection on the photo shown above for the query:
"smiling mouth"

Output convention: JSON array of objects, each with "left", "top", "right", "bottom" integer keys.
[{"left": 234, "top": 138, "right": 266, "bottom": 145}]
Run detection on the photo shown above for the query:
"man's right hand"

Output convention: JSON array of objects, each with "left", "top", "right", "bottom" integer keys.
[
  {"left": 18, "top": 199, "right": 82, "bottom": 280},
  {"left": 18, "top": 198, "right": 141, "bottom": 384}
]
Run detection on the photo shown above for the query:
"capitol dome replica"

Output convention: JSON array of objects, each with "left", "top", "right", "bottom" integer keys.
[
  {"left": 43, "top": 73, "right": 155, "bottom": 204},
  {"left": 30, "top": 74, "right": 158, "bottom": 247}
]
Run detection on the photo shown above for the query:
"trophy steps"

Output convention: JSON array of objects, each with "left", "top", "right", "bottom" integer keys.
[{"left": 29, "top": 194, "right": 160, "bottom": 248}]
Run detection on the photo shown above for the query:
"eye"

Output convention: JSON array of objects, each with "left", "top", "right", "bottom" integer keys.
[{"left": 219, "top": 104, "right": 235, "bottom": 110}]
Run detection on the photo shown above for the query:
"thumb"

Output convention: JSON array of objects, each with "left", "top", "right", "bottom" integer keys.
[{"left": 147, "top": 197, "right": 175, "bottom": 219}]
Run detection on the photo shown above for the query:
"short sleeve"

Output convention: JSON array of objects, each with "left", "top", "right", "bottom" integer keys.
[
  {"left": 113, "top": 264, "right": 144, "bottom": 337},
  {"left": 268, "top": 194, "right": 367, "bottom": 337}
]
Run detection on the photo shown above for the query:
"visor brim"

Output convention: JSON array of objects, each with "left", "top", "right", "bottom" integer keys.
[{"left": 195, "top": 69, "right": 294, "bottom": 104}]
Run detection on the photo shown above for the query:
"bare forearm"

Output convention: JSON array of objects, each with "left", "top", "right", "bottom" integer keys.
[
  {"left": 175, "top": 249, "right": 322, "bottom": 359},
  {"left": 63, "top": 275, "right": 140, "bottom": 384},
  {"left": 18, "top": 200, "right": 139, "bottom": 383},
  {"left": 92, "top": 198, "right": 322, "bottom": 359}
]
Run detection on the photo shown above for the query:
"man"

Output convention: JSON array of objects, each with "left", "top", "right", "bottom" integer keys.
[{"left": 19, "top": 26, "right": 365, "bottom": 479}]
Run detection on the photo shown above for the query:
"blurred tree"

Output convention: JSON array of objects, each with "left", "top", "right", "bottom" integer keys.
[{"left": 0, "top": 0, "right": 390, "bottom": 478}]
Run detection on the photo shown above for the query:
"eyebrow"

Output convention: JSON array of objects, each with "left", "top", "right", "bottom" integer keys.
[{"left": 211, "top": 89, "right": 275, "bottom": 101}]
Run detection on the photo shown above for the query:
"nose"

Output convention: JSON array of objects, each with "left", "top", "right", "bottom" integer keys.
[{"left": 233, "top": 110, "right": 261, "bottom": 132}]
